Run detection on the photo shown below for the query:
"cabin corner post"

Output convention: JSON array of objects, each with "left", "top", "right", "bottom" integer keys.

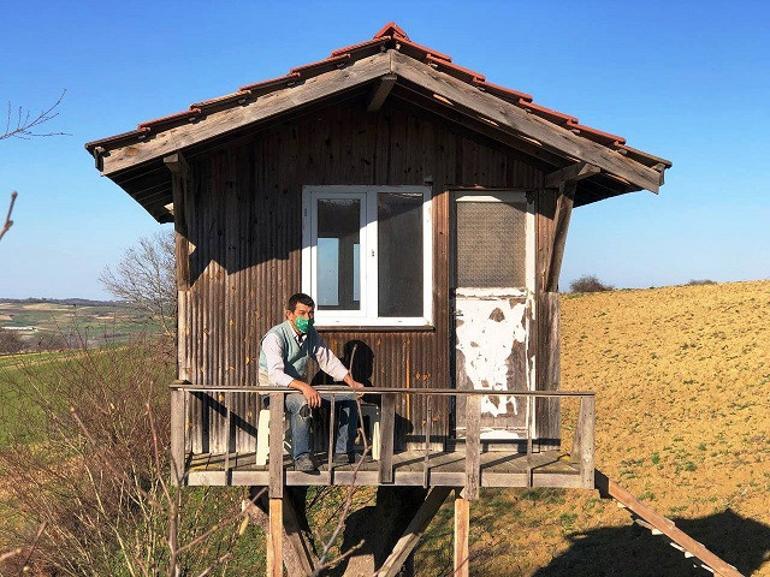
[
  {"left": 165, "top": 152, "right": 191, "bottom": 486},
  {"left": 576, "top": 395, "right": 595, "bottom": 488}
]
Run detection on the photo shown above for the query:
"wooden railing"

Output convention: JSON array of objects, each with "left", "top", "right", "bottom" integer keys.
[{"left": 169, "top": 382, "right": 595, "bottom": 496}]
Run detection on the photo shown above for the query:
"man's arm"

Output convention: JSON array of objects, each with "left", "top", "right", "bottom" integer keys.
[
  {"left": 262, "top": 333, "right": 321, "bottom": 407},
  {"left": 314, "top": 336, "right": 365, "bottom": 392}
]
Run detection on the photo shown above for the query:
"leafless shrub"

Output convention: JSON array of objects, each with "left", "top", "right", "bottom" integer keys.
[
  {"left": 0, "top": 337, "right": 259, "bottom": 577},
  {"left": 0, "top": 331, "right": 23, "bottom": 354},
  {"left": 570, "top": 275, "right": 614, "bottom": 293},
  {"left": 687, "top": 279, "right": 716, "bottom": 286},
  {"left": 100, "top": 230, "right": 177, "bottom": 336}
]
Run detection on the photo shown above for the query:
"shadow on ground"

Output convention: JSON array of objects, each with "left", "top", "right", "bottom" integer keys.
[{"left": 532, "top": 509, "right": 769, "bottom": 577}]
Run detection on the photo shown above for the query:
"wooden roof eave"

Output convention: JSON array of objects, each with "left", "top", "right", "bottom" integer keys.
[
  {"left": 388, "top": 51, "right": 667, "bottom": 193},
  {"left": 92, "top": 51, "right": 395, "bottom": 177},
  {"left": 91, "top": 48, "right": 668, "bottom": 207}
]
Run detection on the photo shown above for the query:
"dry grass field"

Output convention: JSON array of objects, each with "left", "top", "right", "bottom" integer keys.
[{"left": 417, "top": 280, "right": 770, "bottom": 576}]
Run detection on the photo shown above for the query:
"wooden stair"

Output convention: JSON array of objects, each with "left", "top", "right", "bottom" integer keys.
[{"left": 594, "top": 470, "right": 743, "bottom": 576}]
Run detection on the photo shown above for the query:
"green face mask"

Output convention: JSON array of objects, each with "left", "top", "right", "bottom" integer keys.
[{"left": 294, "top": 316, "right": 314, "bottom": 334}]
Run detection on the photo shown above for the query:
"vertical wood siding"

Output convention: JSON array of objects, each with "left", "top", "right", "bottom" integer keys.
[{"left": 181, "top": 96, "right": 551, "bottom": 453}]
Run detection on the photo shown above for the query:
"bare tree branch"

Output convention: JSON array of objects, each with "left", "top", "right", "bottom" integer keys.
[
  {"left": 1, "top": 90, "right": 68, "bottom": 141},
  {"left": 0, "top": 191, "right": 17, "bottom": 243},
  {"left": 100, "top": 230, "right": 177, "bottom": 336}
]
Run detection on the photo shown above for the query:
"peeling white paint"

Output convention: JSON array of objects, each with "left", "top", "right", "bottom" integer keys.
[{"left": 456, "top": 296, "right": 527, "bottom": 418}]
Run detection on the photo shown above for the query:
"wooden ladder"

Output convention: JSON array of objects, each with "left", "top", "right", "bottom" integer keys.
[{"left": 594, "top": 470, "right": 743, "bottom": 577}]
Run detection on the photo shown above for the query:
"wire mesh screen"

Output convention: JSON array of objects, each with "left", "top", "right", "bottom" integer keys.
[{"left": 456, "top": 201, "right": 527, "bottom": 287}]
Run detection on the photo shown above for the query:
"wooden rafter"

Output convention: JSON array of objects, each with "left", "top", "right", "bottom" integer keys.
[
  {"left": 367, "top": 73, "right": 397, "bottom": 111},
  {"left": 544, "top": 161, "right": 600, "bottom": 188}
]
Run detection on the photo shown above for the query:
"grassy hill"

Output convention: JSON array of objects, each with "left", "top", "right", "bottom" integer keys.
[
  {"left": 415, "top": 280, "right": 770, "bottom": 576},
  {"left": 1, "top": 281, "right": 768, "bottom": 575}
]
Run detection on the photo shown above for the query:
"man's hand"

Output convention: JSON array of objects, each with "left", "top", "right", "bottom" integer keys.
[
  {"left": 292, "top": 381, "right": 321, "bottom": 408},
  {"left": 343, "top": 374, "right": 366, "bottom": 397}
]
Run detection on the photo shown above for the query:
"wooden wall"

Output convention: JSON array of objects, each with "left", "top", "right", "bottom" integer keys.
[{"left": 178, "top": 94, "right": 554, "bottom": 453}]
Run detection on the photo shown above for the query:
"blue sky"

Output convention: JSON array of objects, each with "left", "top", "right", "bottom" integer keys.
[{"left": 1, "top": 0, "right": 768, "bottom": 299}]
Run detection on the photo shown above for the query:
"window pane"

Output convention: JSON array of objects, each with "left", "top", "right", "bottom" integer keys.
[
  {"left": 378, "top": 192, "right": 423, "bottom": 317},
  {"left": 456, "top": 201, "right": 526, "bottom": 288},
  {"left": 317, "top": 199, "right": 361, "bottom": 310}
]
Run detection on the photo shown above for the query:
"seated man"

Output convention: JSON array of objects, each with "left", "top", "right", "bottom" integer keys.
[{"left": 258, "top": 292, "right": 365, "bottom": 472}]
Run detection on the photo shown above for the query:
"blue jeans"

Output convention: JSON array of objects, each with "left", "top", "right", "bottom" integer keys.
[{"left": 285, "top": 392, "right": 358, "bottom": 459}]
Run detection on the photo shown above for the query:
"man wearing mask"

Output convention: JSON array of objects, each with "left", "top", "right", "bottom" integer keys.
[{"left": 259, "top": 292, "right": 365, "bottom": 472}]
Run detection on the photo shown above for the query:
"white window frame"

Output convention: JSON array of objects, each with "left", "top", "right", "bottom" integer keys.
[{"left": 302, "top": 185, "right": 433, "bottom": 327}]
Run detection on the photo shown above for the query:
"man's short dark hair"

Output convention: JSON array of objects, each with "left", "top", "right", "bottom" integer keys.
[{"left": 287, "top": 293, "right": 315, "bottom": 312}]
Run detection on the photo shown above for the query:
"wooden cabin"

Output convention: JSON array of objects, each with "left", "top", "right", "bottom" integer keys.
[{"left": 86, "top": 23, "right": 688, "bottom": 577}]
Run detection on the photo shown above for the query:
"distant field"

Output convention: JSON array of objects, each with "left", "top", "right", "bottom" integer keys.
[{"left": 0, "top": 299, "right": 161, "bottom": 349}]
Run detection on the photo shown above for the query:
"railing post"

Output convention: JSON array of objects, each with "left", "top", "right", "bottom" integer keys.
[
  {"left": 170, "top": 387, "right": 186, "bottom": 486},
  {"left": 269, "top": 393, "right": 284, "bottom": 498},
  {"left": 577, "top": 396, "right": 595, "bottom": 488},
  {"left": 464, "top": 394, "right": 481, "bottom": 500},
  {"left": 378, "top": 393, "right": 395, "bottom": 484}
]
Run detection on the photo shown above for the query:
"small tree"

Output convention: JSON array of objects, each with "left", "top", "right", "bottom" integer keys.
[
  {"left": 100, "top": 230, "right": 177, "bottom": 336},
  {"left": 570, "top": 274, "right": 614, "bottom": 293}
]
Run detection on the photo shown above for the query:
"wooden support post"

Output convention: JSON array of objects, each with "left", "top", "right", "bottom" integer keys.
[
  {"left": 453, "top": 489, "right": 470, "bottom": 577},
  {"left": 379, "top": 393, "right": 396, "bottom": 484},
  {"left": 545, "top": 180, "right": 577, "bottom": 292},
  {"left": 267, "top": 497, "right": 283, "bottom": 577},
  {"left": 170, "top": 388, "right": 185, "bottom": 485},
  {"left": 577, "top": 396, "right": 595, "bottom": 488},
  {"left": 464, "top": 395, "right": 481, "bottom": 500},
  {"left": 373, "top": 487, "right": 451, "bottom": 577},
  {"left": 269, "top": 393, "right": 284, "bottom": 499},
  {"left": 224, "top": 391, "right": 232, "bottom": 481}
]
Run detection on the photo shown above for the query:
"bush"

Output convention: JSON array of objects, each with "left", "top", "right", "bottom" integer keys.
[
  {"left": 687, "top": 279, "right": 716, "bottom": 286},
  {"left": 569, "top": 275, "right": 614, "bottom": 293},
  {"left": 0, "top": 335, "right": 263, "bottom": 577}
]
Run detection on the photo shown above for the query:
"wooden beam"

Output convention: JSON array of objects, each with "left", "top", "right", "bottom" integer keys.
[
  {"left": 576, "top": 396, "right": 595, "bottom": 488},
  {"left": 373, "top": 487, "right": 452, "bottom": 577},
  {"left": 379, "top": 393, "right": 396, "bottom": 484},
  {"left": 170, "top": 388, "right": 185, "bottom": 485},
  {"left": 454, "top": 490, "right": 470, "bottom": 577},
  {"left": 464, "top": 395, "right": 481, "bottom": 500},
  {"left": 267, "top": 497, "right": 283, "bottom": 577},
  {"left": 391, "top": 50, "right": 661, "bottom": 192},
  {"left": 545, "top": 181, "right": 577, "bottom": 292},
  {"left": 544, "top": 161, "right": 600, "bottom": 188},
  {"left": 367, "top": 74, "right": 397, "bottom": 111},
  {"left": 269, "top": 393, "right": 284, "bottom": 498},
  {"left": 101, "top": 52, "right": 394, "bottom": 175}
]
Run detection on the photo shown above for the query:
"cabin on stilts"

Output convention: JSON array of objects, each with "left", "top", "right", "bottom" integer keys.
[{"left": 85, "top": 21, "right": 740, "bottom": 577}]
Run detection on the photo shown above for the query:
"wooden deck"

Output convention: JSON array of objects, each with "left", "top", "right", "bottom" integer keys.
[{"left": 185, "top": 448, "right": 583, "bottom": 489}]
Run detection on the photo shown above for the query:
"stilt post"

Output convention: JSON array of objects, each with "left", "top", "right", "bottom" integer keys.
[{"left": 453, "top": 488, "right": 470, "bottom": 577}]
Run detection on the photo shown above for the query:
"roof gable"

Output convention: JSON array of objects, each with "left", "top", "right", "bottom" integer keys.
[{"left": 86, "top": 22, "right": 671, "bottom": 220}]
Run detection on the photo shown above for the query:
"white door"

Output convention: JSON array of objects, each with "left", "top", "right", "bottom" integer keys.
[{"left": 453, "top": 191, "right": 536, "bottom": 440}]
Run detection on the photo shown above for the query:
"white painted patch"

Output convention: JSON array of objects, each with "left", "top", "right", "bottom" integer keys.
[{"left": 456, "top": 296, "right": 527, "bottom": 417}]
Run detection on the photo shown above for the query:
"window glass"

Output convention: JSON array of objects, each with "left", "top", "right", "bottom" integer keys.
[
  {"left": 317, "top": 199, "right": 361, "bottom": 310},
  {"left": 378, "top": 192, "right": 423, "bottom": 317}
]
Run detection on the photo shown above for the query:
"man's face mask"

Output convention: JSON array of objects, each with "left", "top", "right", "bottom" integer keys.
[{"left": 294, "top": 315, "right": 314, "bottom": 334}]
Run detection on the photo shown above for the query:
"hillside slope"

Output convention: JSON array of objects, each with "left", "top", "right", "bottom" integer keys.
[{"left": 417, "top": 280, "right": 770, "bottom": 576}]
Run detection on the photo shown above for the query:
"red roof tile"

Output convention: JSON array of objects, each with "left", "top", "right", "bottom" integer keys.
[{"left": 374, "top": 22, "right": 409, "bottom": 40}]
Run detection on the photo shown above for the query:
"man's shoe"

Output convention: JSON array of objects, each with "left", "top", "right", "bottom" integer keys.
[{"left": 294, "top": 453, "right": 317, "bottom": 472}]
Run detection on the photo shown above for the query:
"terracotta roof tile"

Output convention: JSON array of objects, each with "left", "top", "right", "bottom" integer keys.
[
  {"left": 426, "top": 54, "right": 485, "bottom": 82},
  {"left": 374, "top": 22, "right": 409, "bottom": 40}
]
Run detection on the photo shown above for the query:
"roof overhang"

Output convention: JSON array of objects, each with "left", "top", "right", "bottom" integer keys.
[{"left": 87, "top": 42, "right": 671, "bottom": 223}]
